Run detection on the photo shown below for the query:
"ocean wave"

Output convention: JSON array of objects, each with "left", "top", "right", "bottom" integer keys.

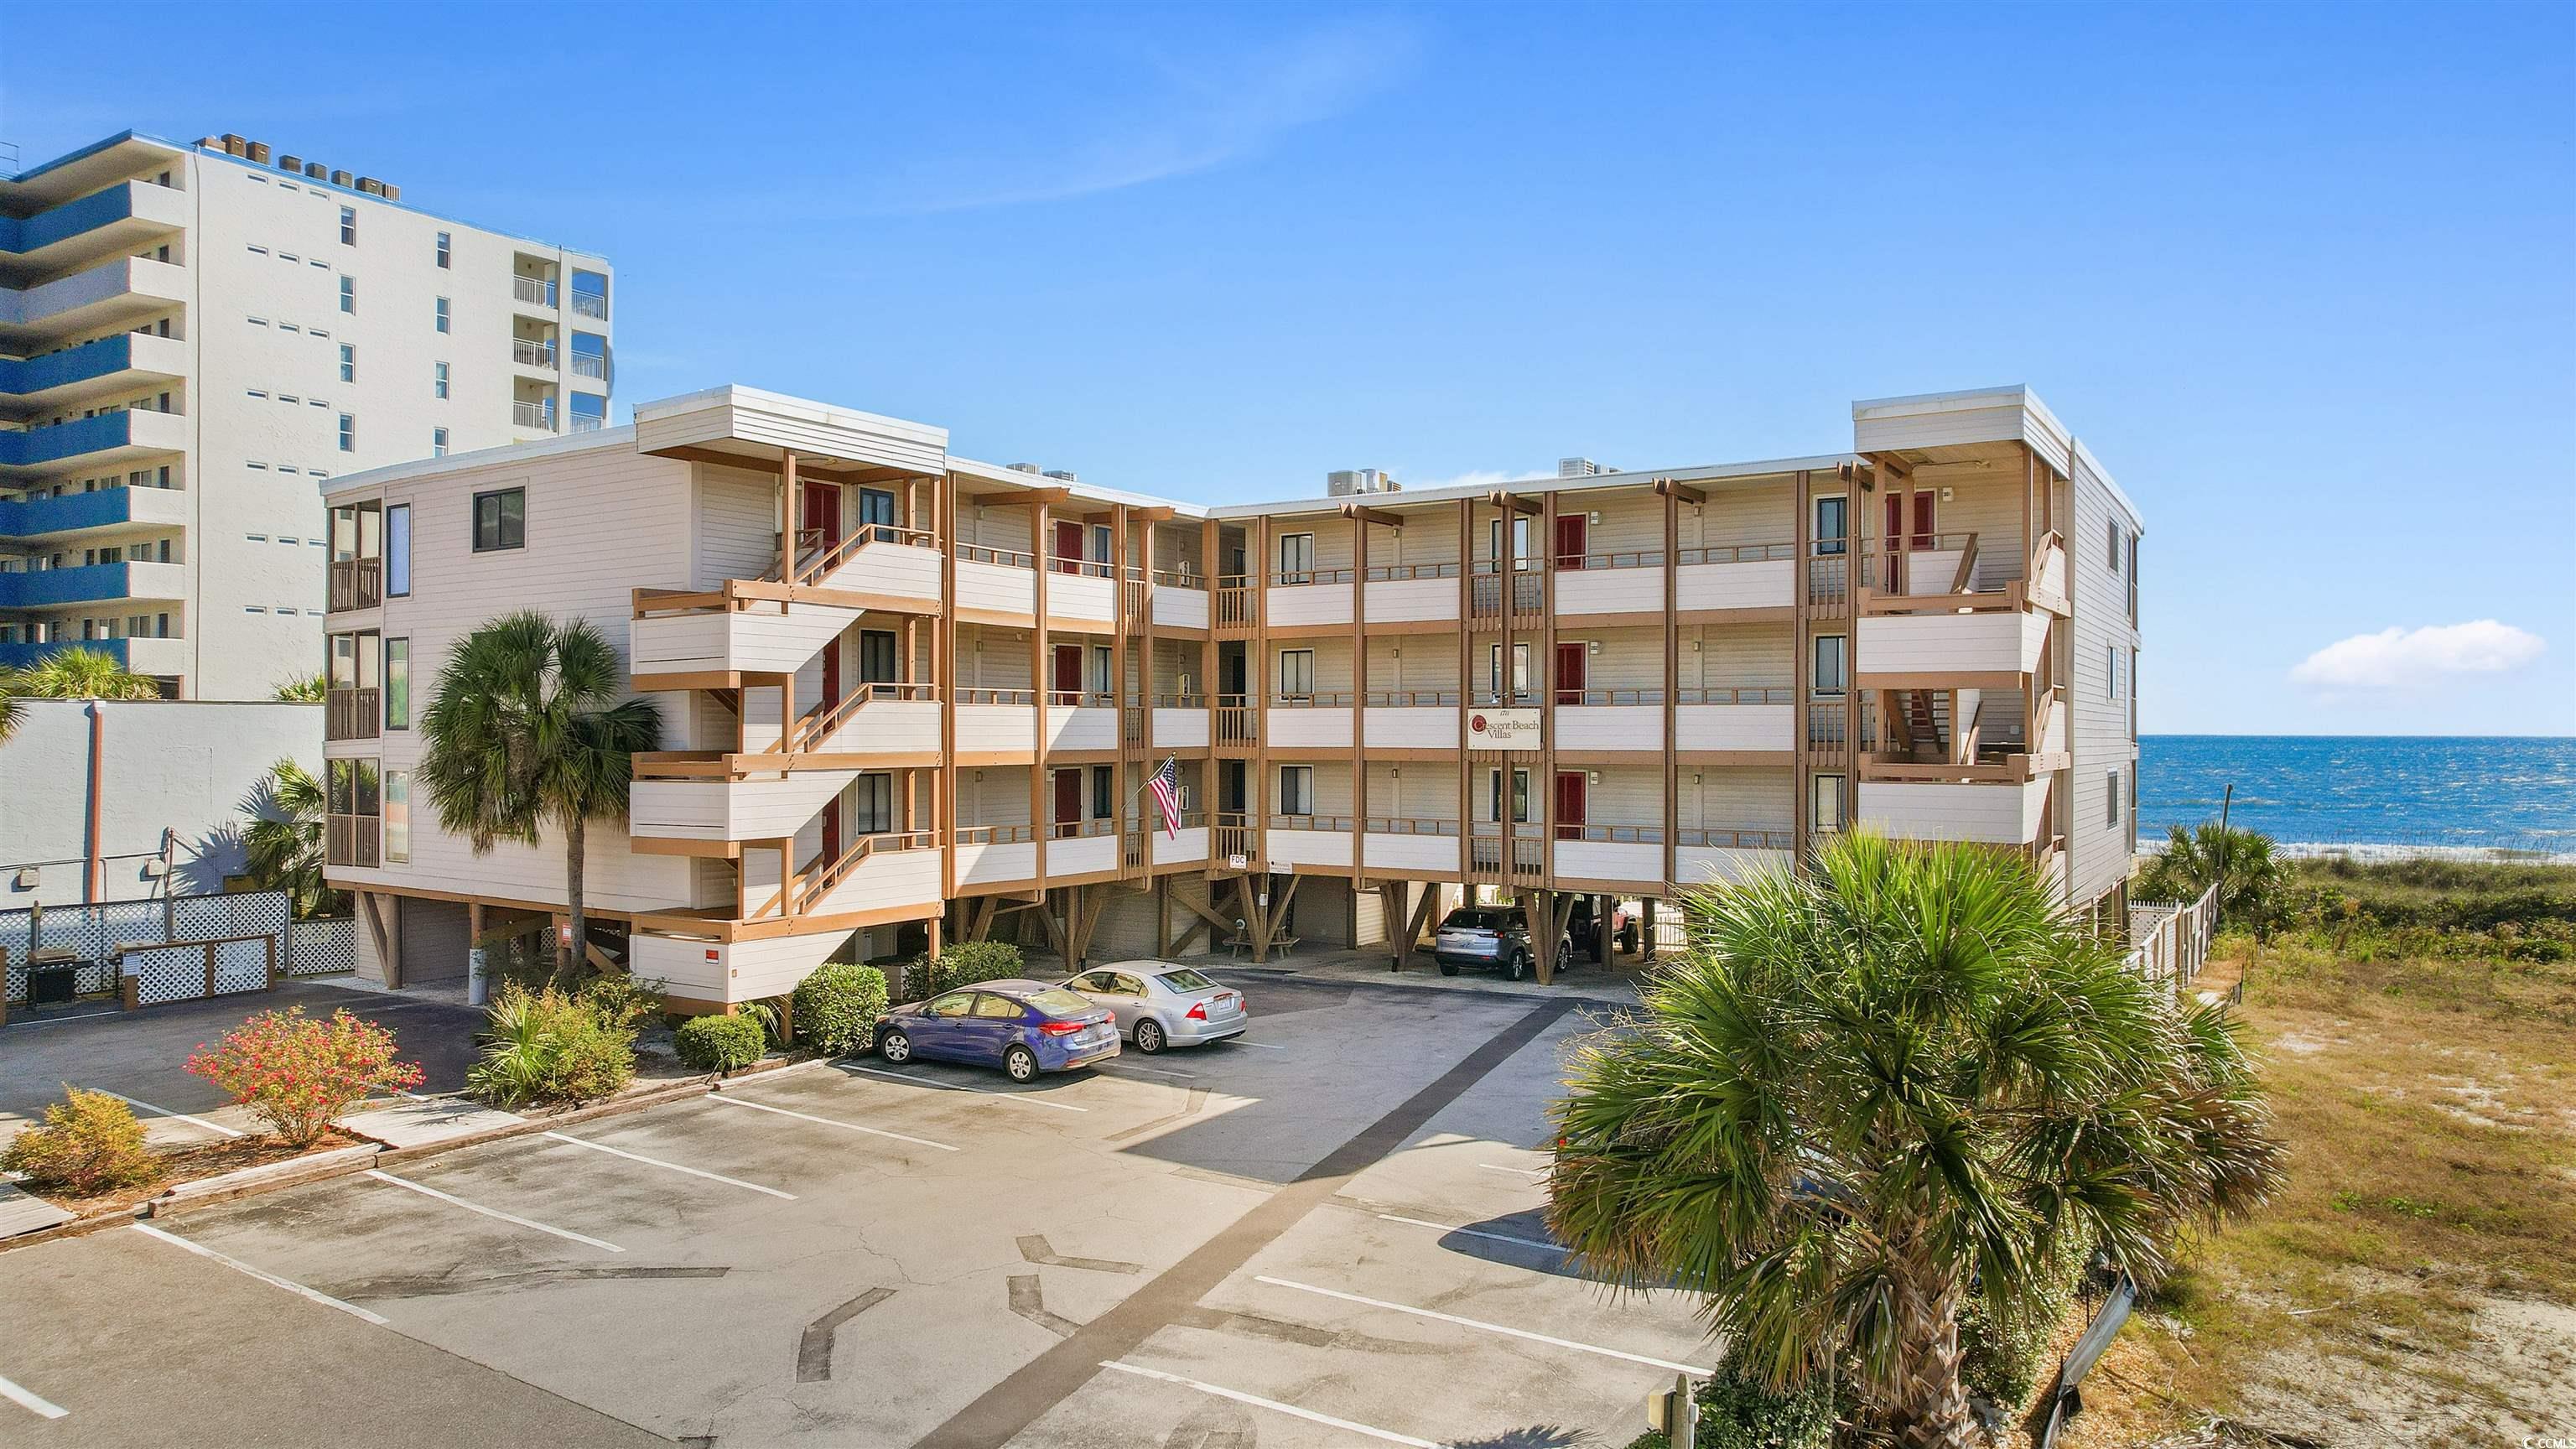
[{"left": 2137, "top": 838, "right": 2576, "bottom": 865}]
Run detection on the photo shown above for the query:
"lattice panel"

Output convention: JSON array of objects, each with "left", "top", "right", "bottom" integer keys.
[
  {"left": 174, "top": 892, "right": 287, "bottom": 946},
  {"left": 130, "top": 944, "right": 212, "bottom": 1006},
  {"left": 213, "top": 937, "right": 271, "bottom": 995},
  {"left": 3, "top": 962, "right": 23, "bottom": 1008},
  {"left": 288, "top": 918, "right": 357, "bottom": 977}
]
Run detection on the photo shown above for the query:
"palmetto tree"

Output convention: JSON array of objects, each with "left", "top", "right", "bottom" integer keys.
[
  {"left": 272, "top": 672, "right": 329, "bottom": 703},
  {"left": 2142, "top": 823, "right": 2288, "bottom": 937},
  {"left": 12, "top": 647, "right": 163, "bottom": 702},
  {"left": 241, "top": 758, "right": 331, "bottom": 917},
  {"left": 0, "top": 669, "right": 20, "bottom": 746},
  {"left": 417, "top": 612, "right": 661, "bottom": 983},
  {"left": 1546, "top": 833, "right": 2283, "bottom": 1449}
]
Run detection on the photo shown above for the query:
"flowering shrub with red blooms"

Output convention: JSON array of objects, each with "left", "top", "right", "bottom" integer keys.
[{"left": 185, "top": 1007, "right": 424, "bottom": 1146}]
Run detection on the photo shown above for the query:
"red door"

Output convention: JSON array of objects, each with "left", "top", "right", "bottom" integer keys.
[
  {"left": 1554, "top": 514, "right": 1587, "bottom": 569},
  {"left": 1910, "top": 490, "right": 1937, "bottom": 552},
  {"left": 1883, "top": 492, "right": 1906, "bottom": 589},
  {"left": 1052, "top": 643, "right": 1083, "bottom": 704},
  {"left": 801, "top": 481, "right": 843, "bottom": 555},
  {"left": 820, "top": 636, "right": 842, "bottom": 709},
  {"left": 1555, "top": 641, "right": 1586, "bottom": 705},
  {"left": 1052, "top": 768, "right": 1083, "bottom": 832},
  {"left": 820, "top": 798, "right": 841, "bottom": 865},
  {"left": 1053, "top": 520, "right": 1084, "bottom": 574},
  {"left": 1553, "top": 771, "right": 1587, "bottom": 841}
]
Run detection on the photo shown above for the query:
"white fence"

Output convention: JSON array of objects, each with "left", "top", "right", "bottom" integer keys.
[
  {"left": 2, "top": 891, "right": 354, "bottom": 1013},
  {"left": 2127, "top": 883, "right": 2219, "bottom": 989}
]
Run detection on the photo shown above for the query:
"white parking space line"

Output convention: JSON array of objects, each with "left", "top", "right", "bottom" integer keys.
[
  {"left": 86, "top": 1088, "right": 242, "bottom": 1138},
  {"left": 839, "top": 1063, "right": 1089, "bottom": 1113},
  {"left": 363, "top": 1170, "right": 624, "bottom": 1252},
  {"left": 1098, "top": 1062, "right": 1196, "bottom": 1079},
  {"left": 0, "top": 1372, "right": 68, "bottom": 1421},
  {"left": 1098, "top": 1361, "right": 1440, "bottom": 1448},
  {"left": 1253, "top": 1275, "right": 1708, "bottom": 1374},
  {"left": 541, "top": 1130, "right": 797, "bottom": 1198},
  {"left": 708, "top": 1091, "right": 960, "bottom": 1152},
  {"left": 130, "top": 1223, "right": 390, "bottom": 1326},
  {"left": 1375, "top": 1213, "right": 1565, "bottom": 1254}
]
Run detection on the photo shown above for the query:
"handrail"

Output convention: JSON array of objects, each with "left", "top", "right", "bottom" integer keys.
[
  {"left": 1149, "top": 569, "right": 1208, "bottom": 589},
  {"left": 1270, "top": 691, "right": 1355, "bottom": 708},
  {"left": 1364, "top": 690, "right": 1461, "bottom": 707},
  {"left": 957, "top": 687, "right": 1037, "bottom": 706},
  {"left": 1049, "top": 556, "right": 1115, "bottom": 579},
  {"left": 795, "top": 680, "right": 937, "bottom": 749},
  {"left": 1563, "top": 548, "right": 1665, "bottom": 570},
  {"left": 512, "top": 338, "right": 555, "bottom": 367},
  {"left": 1558, "top": 688, "right": 1665, "bottom": 706},
  {"left": 1048, "top": 690, "right": 1114, "bottom": 708},
  {"left": 795, "top": 829, "right": 936, "bottom": 913},
  {"left": 1363, "top": 817, "right": 1462, "bottom": 835},
  {"left": 1565, "top": 823, "right": 1664, "bottom": 844},
  {"left": 1363, "top": 562, "right": 1462, "bottom": 581},
  {"left": 1049, "top": 818, "right": 1115, "bottom": 839},
  {"left": 955, "top": 543, "right": 1036, "bottom": 569},
  {"left": 796, "top": 524, "right": 938, "bottom": 584},
  {"left": 1150, "top": 692, "right": 1208, "bottom": 709},
  {"left": 954, "top": 824, "right": 1038, "bottom": 844},
  {"left": 1949, "top": 533, "right": 1981, "bottom": 594},
  {"left": 1677, "top": 827, "right": 1797, "bottom": 849},
  {"left": 1679, "top": 541, "right": 1797, "bottom": 565},
  {"left": 1269, "top": 813, "right": 1356, "bottom": 831},
  {"left": 1271, "top": 567, "right": 1357, "bottom": 586},
  {"left": 1678, "top": 686, "right": 1795, "bottom": 705},
  {"left": 512, "top": 275, "right": 555, "bottom": 307}
]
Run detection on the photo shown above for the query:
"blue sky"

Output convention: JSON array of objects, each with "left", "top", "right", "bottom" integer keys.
[{"left": 7, "top": 2, "right": 2570, "bottom": 735}]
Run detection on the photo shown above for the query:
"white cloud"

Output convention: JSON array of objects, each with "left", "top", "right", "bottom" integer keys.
[
  {"left": 1400, "top": 467, "right": 1557, "bottom": 492},
  {"left": 2289, "top": 620, "right": 2547, "bottom": 691}
]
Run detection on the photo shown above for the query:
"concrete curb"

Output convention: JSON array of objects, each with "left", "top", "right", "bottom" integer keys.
[{"left": 143, "top": 1144, "right": 387, "bottom": 1218}]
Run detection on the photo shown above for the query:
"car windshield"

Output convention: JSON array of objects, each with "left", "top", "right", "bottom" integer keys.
[
  {"left": 1442, "top": 909, "right": 1511, "bottom": 931},
  {"left": 1156, "top": 968, "right": 1218, "bottom": 992},
  {"left": 1021, "top": 988, "right": 1098, "bottom": 1017}
]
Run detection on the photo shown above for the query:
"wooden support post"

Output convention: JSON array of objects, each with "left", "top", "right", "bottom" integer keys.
[
  {"left": 1641, "top": 896, "right": 1657, "bottom": 963},
  {"left": 1530, "top": 887, "right": 1555, "bottom": 984}
]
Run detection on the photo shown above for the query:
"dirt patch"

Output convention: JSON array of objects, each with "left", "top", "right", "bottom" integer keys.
[{"left": 23, "top": 1130, "right": 365, "bottom": 1217}]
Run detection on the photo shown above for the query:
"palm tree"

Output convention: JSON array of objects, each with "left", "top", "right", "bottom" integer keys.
[
  {"left": 12, "top": 647, "right": 162, "bottom": 702},
  {"left": 0, "top": 667, "right": 21, "bottom": 746},
  {"left": 2142, "top": 823, "right": 2288, "bottom": 936},
  {"left": 417, "top": 612, "right": 661, "bottom": 983},
  {"left": 1546, "top": 833, "right": 2283, "bottom": 1449},
  {"left": 241, "top": 758, "right": 331, "bottom": 917},
  {"left": 272, "top": 672, "right": 329, "bottom": 703}
]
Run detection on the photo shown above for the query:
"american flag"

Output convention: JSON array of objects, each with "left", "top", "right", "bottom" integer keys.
[{"left": 1145, "top": 756, "right": 1183, "bottom": 839}]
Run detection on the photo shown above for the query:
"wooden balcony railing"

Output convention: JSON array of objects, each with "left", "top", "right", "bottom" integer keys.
[
  {"left": 325, "top": 814, "right": 381, "bottom": 868},
  {"left": 792, "top": 681, "right": 937, "bottom": 751},
  {"left": 1270, "top": 691, "right": 1355, "bottom": 708},
  {"left": 328, "top": 558, "right": 382, "bottom": 613},
  {"left": 1363, "top": 562, "right": 1462, "bottom": 581},
  {"left": 1268, "top": 813, "right": 1355, "bottom": 831},
  {"left": 1678, "top": 542, "right": 1797, "bottom": 565},
  {"left": 1678, "top": 827, "right": 1797, "bottom": 850},
  {"left": 957, "top": 688, "right": 1038, "bottom": 706},
  {"left": 791, "top": 524, "right": 938, "bottom": 585},
  {"left": 1364, "top": 690, "right": 1462, "bottom": 707},
  {"left": 954, "top": 543, "right": 1036, "bottom": 569},
  {"left": 1363, "top": 817, "right": 1461, "bottom": 835},
  {"left": 325, "top": 687, "right": 381, "bottom": 741},
  {"left": 1049, "top": 818, "right": 1116, "bottom": 840},
  {"left": 1215, "top": 696, "right": 1257, "bottom": 745},
  {"left": 1679, "top": 686, "right": 1795, "bottom": 704},
  {"left": 793, "top": 829, "right": 937, "bottom": 915},
  {"left": 1214, "top": 576, "right": 1256, "bottom": 629},
  {"left": 1270, "top": 566, "right": 1356, "bottom": 587},
  {"left": 954, "top": 824, "right": 1038, "bottom": 846},
  {"left": 1212, "top": 812, "right": 1254, "bottom": 864},
  {"left": 1561, "top": 823, "right": 1664, "bottom": 844},
  {"left": 1468, "top": 823, "right": 1545, "bottom": 878}
]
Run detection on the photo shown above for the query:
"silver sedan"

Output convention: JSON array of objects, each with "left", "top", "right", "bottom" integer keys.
[{"left": 1058, "top": 962, "right": 1249, "bottom": 1053}]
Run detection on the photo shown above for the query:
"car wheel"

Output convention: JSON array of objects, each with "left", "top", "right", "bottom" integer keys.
[
  {"left": 879, "top": 1029, "right": 912, "bottom": 1064},
  {"left": 1507, "top": 948, "right": 1530, "bottom": 982},
  {"left": 1135, "top": 1019, "right": 1167, "bottom": 1054},
  {"left": 1561, "top": 934, "right": 1576, "bottom": 969},
  {"left": 1003, "top": 1044, "right": 1038, "bottom": 1083},
  {"left": 1436, "top": 959, "right": 1460, "bottom": 977}
]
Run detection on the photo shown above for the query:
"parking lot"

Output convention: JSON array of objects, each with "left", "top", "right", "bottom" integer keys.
[{"left": 0, "top": 972, "right": 1711, "bottom": 1448}]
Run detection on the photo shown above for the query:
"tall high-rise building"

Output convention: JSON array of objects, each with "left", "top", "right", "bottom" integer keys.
[{"left": 0, "top": 130, "right": 613, "bottom": 698}]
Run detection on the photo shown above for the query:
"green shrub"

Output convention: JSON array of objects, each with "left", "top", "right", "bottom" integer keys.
[
  {"left": 1, "top": 1087, "right": 157, "bottom": 1196},
  {"left": 919, "top": 939, "right": 1023, "bottom": 997},
  {"left": 792, "top": 962, "right": 890, "bottom": 1056},
  {"left": 675, "top": 1014, "right": 766, "bottom": 1072},
  {"left": 1621, "top": 1355, "right": 1839, "bottom": 1449},
  {"left": 465, "top": 978, "right": 644, "bottom": 1108},
  {"left": 1961, "top": 1236, "right": 2091, "bottom": 1409}
]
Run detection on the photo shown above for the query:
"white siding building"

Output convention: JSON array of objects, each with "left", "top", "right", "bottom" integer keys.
[{"left": 1, "top": 129, "right": 614, "bottom": 699}]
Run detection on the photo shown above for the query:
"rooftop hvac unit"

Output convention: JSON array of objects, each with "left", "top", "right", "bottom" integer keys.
[
  {"left": 1327, "top": 468, "right": 1399, "bottom": 496},
  {"left": 278, "top": 154, "right": 301, "bottom": 173},
  {"left": 330, "top": 169, "right": 352, "bottom": 188},
  {"left": 247, "top": 141, "right": 271, "bottom": 164},
  {"left": 357, "top": 176, "right": 383, "bottom": 195},
  {"left": 1006, "top": 463, "right": 1042, "bottom": 475},
  {"left": 305, "top": 162, "right": 326, "bottom": 179},
  {"left": 1042, "top": 470, "right": 1078, "bottom": 482},
  {"left": 1558, "top": 457, "right": 1615, "bottom": 478},
  {"left": 382, "top": 184, "right": 400, "bottom": 201}
]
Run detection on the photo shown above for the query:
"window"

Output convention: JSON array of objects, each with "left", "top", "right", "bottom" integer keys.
[
  {"left": 1811, "top": 774, "right": 1845, "bottom": 831},
  {"left": 434, "top": 231, "right": 450, "bottom": 268},
  {"left": 1092, "top": 522, "right": 1114, "bottom": 567},
  {"left": 382, "top": 771, "right": 410, "bottom": 863},
  {"left": 1277, "top": 532, "right": 1314, "bottom": 583},
  {"left": 1276, "top": 648, "right": 1316, "bottom": 701},
  {"left": 1092, "top": 765, "right": 1114, "bottom": 820},
  {"left": 2126, "top": 534, "right": 2139, "bottom": 623},
  {"left": 2106, "top": 769, "right": 2122, "bottom": 827},
  {"left": 1814, "top": 496, "right": 1848, "bottom": 556},
  {"left": 339, "top": 205, "right": 356, "bottom": 245},
  {"left": 1277, "top": 765, "right": 1312, "bottom": 818},
  {"left": 432, "top": 427, "right": 449, "bottom": 457},
  {"left": 569, "top": 393, "right": 606, "bottom": 432},
  {"left": 384, "top": 639, "right": 409, "bottom": 729},
  {"left": 338, "top": 275, "right": 354, "bottom": 313},
  {"left": 472, "top": 487, "right": 525, "bottom": 551},
  {"left": 1812, "top": 635, "right": 1848, "bottom": 697},
  {"left": 1488, "top": 515, "right": 1533, "bottom": 569},
  {"left": 2128, "top": 648, "right": 2139, "bottom": 740},
  {"left": 338, "top": 413, "right": 356, "bottom": 452},
  {"left": 1488, "top": 641, "right": 1530, "bottom": 702},
  {"left": 2107, "top": 520, "right": 2122, "bottom": 571},
  {"left": 858, "top": 629, "right": 897, "bottom": 683},
  {"left": 434, "top": 297, "right": 449, "bottom": 333},
  {"left": 850, "top": 773, "right": 895, "bottom": 834},
  {"left": 385, "top": 505, "right": 410, "bottom": 595},
  {"left": 857, "top": 486, "right": 896, "bottom": 539},
  {"left": 434, "top": 361, "right": 449, "bottom": 399},
  {"left": 338, "top": 344, "right": 355, "bottom": 382},
  {"left": 1091, "top": 644, "right": 1114, "bottom": 697},
  {"left": 2106, "top": 645, "right": 2123, "bottom": 701},
  {"left": 1488, "top": 766, "right": 1532, "bottom": 823}
]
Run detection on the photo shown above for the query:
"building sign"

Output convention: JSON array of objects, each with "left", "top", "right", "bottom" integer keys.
[{"left": 1467, "top": 708, "right": 1541, "bottom": 750}]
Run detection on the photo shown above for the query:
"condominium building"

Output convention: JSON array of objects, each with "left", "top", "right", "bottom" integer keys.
[
  {"left": 316, "top": 384, "right": 2142, "bottom": 1008},
  {"left": 0, "top": 130, "right": 613, "bottom": 697}
]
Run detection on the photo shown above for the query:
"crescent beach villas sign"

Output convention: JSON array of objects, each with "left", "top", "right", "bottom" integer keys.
[{"left": 1466, "top": 708, "right": 1541, "bottom": 750}]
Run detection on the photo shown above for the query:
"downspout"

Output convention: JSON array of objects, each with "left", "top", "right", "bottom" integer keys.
[{"left": 86, "top": 702, "right": 106, "bottom": 902}]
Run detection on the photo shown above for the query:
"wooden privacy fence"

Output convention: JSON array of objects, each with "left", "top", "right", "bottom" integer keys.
[
  {"left": 0, "top": 892, "right": 356, "bottom": 1023},
  {"left": 2125, "top": 882, "right": 2219, "bottom": 989}
]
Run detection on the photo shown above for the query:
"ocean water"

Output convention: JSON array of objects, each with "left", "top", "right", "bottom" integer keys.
[{"left": 2138, "top": 735, "right": 2576, "bottom": 860}]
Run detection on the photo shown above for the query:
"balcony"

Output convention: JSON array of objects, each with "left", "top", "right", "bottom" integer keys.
[
  {"left": 1045, "top": 821, "right": 1122, "bottom": 879},
  {"left": 1675, "top": 543, "right": 1795, "bottom": 613},
  {"left": 569, "top": 349, "right": 608, "bottom": 384},
  {"left": 0, "top": 481, "right": 187, "bottom": 542},
  {"left": 1674, "top": 828, "right": 1796, "bottom": 888},
  {"left": 1855, "top": 608, "right": 2049, "bottom": 686},
  {"left": 1363, "top": 692, "right": 1460, "bottom": 748},
  {"left": 1044, "top": 558, "right": 1117, "bottom": 627},
  {"left": 1150, "top": 695, "right": 1208, "bottom": 749},
  {"left": 955, "top": 689, "right": 1038, "bottom": 757},
  {"left": 1363, "top": 818, "right": 1461, "bottom": 875},
  {"left": 328, "top": 557, "right": 382, "bottom": 614},
  {"left": 1266, "top": 815, "right": 1354, "bottom": 870},
  {"left": 0, "top": 408, "right": 187, "bottom": 479},
  {"left": 512, "top": 275, "right": 557, "bottom": 309},
  {"left": 787, "top": 682, "right": 942, "bottom": 757},
  {"left": 1266, "top": 567, "right": 1353, "bottom": 631},
  {"left": 1150, "top": 815, "right": 1210, "bottom": 870},
  {"left": 325, "top": 814, "right": 381, "bottom": 870},
  {"left": 1148, "top": 572, "right": 1208, "bottom": 630},
  {"left": 0, "top": 180, "right": 190, "bottom": 284},
  {"left": 1857, "top": 531, "right": 2068, "bottom": 621},
  {"left": 1363, "top": 563, "right": 1461, "bottom": 624},
  {"left": 0, "top": 332, "right": 189, "bottom": 415},
  {"left": 512, "top": 338, "right": 555, "bottom": 370},
  {"left": 1468, "top": 823, "right": 1545, "bottom": 881},
  {"left": 1267, "top": 693, "right": 1353, "bottom": 750},
  {"left": 629, "top": 763, "right": 854, "bottom": 847},
  {"left": 570, "top": 288, "right": 608, "bottom": 320},
  {"left": 792, "top": 527, "right": 943, "bottom": 601},
  {"left": 325, "top": 687, "right": 381, "bottom": 741},
  {"left": 512, "top": 400, "right": 557, "bottom": 433},
  {"left": 1676, "top": 687, "right": 1795, "bottom": 752},
  {"left": 953, "top": 545, "right": 1036, "bottom": 621},
  {"left": 0, "top": 257, "right": 190, "bottom": 348},
  {"left": 1857, "top": 776, "right": 2052, "bottom": 846},
  {"left": 0, "top": 559, "right": 185, "bottom": 608},
  {"left": 631, "top": 588, "right": 861, "bottom": 684},
  {"left": 1045, "top": 698, "right": 1117, "bottom": 752},
  {"left": 1553, "top": 827, "right": 1665, "bottom": 886}
]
